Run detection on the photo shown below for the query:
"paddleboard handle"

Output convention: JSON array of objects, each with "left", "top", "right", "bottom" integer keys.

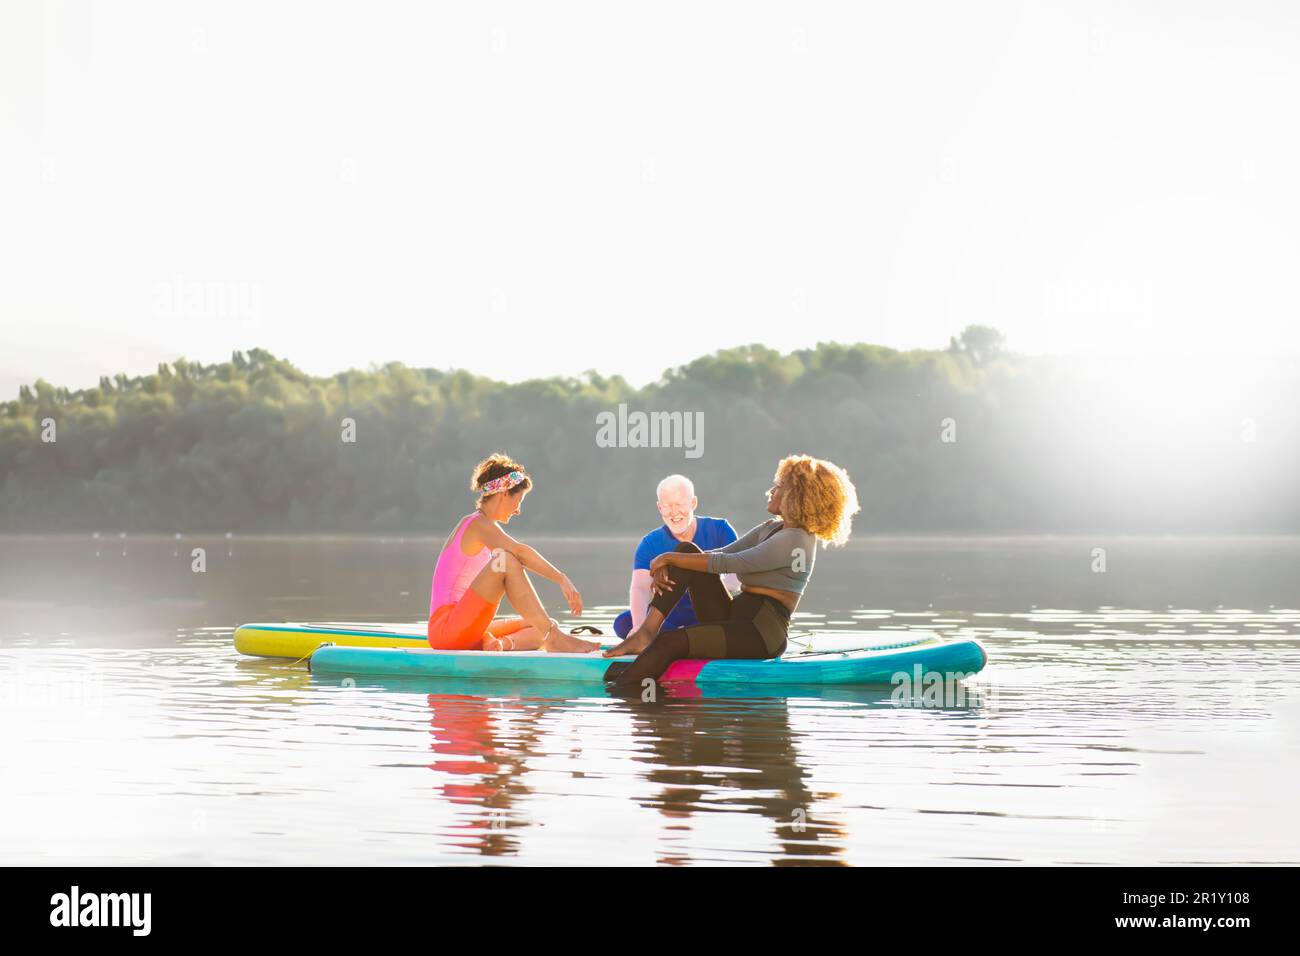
[{"left": 306, "top": 641, "right": 337, "bottom": 672}]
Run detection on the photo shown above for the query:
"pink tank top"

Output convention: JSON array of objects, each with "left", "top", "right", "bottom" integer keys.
[{"left": 430, "top": 513, "right": 493, "bottom": 614}]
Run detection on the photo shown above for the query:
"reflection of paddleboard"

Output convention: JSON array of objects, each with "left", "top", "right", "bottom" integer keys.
[
  {"left": 308, "top": 634, "right": 987, "bottom": 687},
  {"left": 307, "top": 672, "right": 986, "bottom": 705}
]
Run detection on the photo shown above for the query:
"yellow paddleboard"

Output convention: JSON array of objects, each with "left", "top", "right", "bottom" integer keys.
[{"left": 234, "top": 621, "right": 428, "bottom": 659}]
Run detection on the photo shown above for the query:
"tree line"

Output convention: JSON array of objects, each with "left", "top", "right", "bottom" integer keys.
[{"left": 3, "top": 327, "right": 1296, "bottom": 534}]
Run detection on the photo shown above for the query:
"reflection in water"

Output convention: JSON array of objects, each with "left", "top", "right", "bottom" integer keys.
[
  {"left": 1, "top": 632, "right": 1296, "bottom": 864},
  {"left": 619, "top": 695, "right": 847, "bottom": 866},
  {"left": 425, "top": 693, "right": 519, "bottom": 855},
  {"left": 402, "top": 676, "right": 989, "bottom": 864},
  {"left": 1, "top": 535, "right": 1298, "bottom": 865}
]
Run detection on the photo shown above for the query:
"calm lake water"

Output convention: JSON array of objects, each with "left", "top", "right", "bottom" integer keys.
[{"left": 2, "top": 533, "right": 1299, "bottom": 865}]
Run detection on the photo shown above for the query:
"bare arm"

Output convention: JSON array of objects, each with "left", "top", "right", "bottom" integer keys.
[
  {"left": 470, "top": 520, "right": 561, "bottom": 580},
  {"left": 629, "top": 569, "right": 653, "bottom": 629},
  {"left": 650, "top": 550, "right": 711, "bottom": 575},
  {"left": 470, "top": 518, "right": 583, "bottom": 614}
]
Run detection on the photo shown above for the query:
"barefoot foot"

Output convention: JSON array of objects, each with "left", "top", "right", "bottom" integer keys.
[
  {"left": 542, "top": 629, "right": 602, "bottom": 653},
  {"left": 602, "top": 628, "right": 654, "bottom": 658}
]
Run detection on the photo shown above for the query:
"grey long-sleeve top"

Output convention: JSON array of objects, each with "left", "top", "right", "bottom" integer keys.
[{"left": 705, "top": 519, "right": 817, "bottom": 594}]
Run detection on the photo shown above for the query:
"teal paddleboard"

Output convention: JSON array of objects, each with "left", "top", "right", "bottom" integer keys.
[{"left": 308, "top": 634, "right": 986, "bottom": 686}]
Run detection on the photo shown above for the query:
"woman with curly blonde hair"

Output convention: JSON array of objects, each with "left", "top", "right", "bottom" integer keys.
[{"left": 604, "top": 455, "right": 859, "bottom": 686}]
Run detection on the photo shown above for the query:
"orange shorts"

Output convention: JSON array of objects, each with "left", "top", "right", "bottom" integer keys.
[{"left": 428, "top": 589, "right": 532, "bottom": 650}]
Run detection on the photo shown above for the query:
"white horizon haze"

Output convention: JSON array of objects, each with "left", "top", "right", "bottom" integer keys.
[{"left": 3, "top": 1, "right": 1299, "bottom": 398}]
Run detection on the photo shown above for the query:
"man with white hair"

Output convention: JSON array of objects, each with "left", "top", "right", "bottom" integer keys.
[{"left": 611, "top": 474, "right": 739, "bottom": 639}]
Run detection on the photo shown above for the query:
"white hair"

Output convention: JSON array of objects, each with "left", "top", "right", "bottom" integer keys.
[{"left": 656, "top": 474, "right": 695, "bottom": 500}]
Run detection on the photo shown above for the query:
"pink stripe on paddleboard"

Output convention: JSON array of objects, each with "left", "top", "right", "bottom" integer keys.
[{"left": 660, "top": 658, "right": 709, "bottom": 684}]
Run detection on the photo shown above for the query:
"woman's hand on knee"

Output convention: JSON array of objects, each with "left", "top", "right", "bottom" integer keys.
[{"left": 650, "top": 565, "right": 673, "bottom": 594}]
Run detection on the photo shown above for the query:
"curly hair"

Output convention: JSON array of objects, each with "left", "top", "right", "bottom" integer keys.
[
  {"left": 774, "top": 455, "right": 859, "bottom": 547},
  {"left": 471, "top": 452, "right": 532, "bottom": 503}
]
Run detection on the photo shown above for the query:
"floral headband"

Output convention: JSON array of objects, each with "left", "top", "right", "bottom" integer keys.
[{"left": 480, "top": 470, "right": 527, "bottom": 497}]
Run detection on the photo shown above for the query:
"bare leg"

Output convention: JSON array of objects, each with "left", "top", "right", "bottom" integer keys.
[
  {"left": 483, "top": 624, "right": 543, "bottom": 651},
  {"left": 501, "top": 557, "right": 600, "bottom": 651},
  {"left": 482, "top": 624, "right": 602, "bottom": 653},
  {"left": 470, "top": 552, "right": 599, "bottom": 653},
  {"left": 469, "top": 551, "right": 549, "bottom": 630}
]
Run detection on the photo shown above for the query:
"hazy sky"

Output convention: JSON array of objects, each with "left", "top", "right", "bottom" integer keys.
[{"left": 2, "top": 1, "right": 1298, "bottom": 397}]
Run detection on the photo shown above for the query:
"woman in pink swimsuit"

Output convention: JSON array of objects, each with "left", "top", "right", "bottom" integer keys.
[{"left": 428, "top": 453, "right": 602, "bottom": 653}]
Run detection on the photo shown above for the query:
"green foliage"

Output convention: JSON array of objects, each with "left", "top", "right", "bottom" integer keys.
[
  {"left": 2, "top": 336, "right": 1296, "bottom": 533},
  {"left": 948, "top": 324, "right": 1007, "bottom": 366}
]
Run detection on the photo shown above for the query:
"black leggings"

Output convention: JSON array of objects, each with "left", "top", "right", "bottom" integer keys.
[{"left": 608, "top": 542, "right": 791, "bottom": 687}]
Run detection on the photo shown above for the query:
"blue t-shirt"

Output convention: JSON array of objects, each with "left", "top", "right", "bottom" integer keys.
[{"left": 633, "top": 516, "right": 738, "bottom": 619}]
